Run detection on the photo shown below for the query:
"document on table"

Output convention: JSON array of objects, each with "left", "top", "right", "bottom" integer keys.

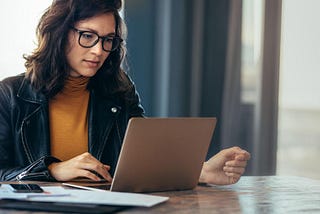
[
  {"left": 28, "top": 187, "right": 169, "bottom": 207},
  {"left": 0, "top": 185, "right": 70, "bottom": 199}
]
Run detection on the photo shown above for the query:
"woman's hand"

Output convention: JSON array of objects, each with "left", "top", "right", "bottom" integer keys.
[
  {"left": 48, "top": 152, "right": 112, "bottom": 182},
  {"left": 199, "top": 147, "right": 251, "bottom": 185}
]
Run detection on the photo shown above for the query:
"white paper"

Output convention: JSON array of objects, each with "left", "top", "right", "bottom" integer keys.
[
  {"left": 0, "top": 185, "right": 70, "bottom": 199},
  {"left": 0, "top": 185, "right": 26, "bottom": 199},
  {"left": 29, "top": 186, "right": 169, "bottom": 207}
]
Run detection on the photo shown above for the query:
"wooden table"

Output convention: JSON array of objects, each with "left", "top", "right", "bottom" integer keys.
[{"left": 1, "top": 176, "right": 320, "bottom": 213}]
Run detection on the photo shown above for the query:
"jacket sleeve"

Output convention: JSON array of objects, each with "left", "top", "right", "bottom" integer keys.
[
  {"left": 0, "top": 81, "right": 60, "bottom": 181},
  {"left": 1, "top": 156, "right": 60, "bottom": 181}
]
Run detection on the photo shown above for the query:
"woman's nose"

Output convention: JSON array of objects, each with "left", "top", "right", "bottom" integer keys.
[{"left": 90, "top": 39, "right": 104, "bottom": 55}]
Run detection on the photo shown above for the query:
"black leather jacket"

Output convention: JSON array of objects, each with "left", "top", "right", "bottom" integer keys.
[{"left": 0, "top": 74, "right": 144, "bottom": 181}]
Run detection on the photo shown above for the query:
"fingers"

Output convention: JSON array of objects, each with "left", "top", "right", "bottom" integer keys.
[
  {"left": 235, "top": 151, "right": 251, "bottom": 161},
  {"left": 225, "top": 172, "right": 241, "bottom": 184},
  {"left": 231, "top": 147, "right": 251, "bottom": 159},
  {"left": 225, "top": 159, "right": 247, "bottom": 168},
  {"left": 223, "top": 147, "right": 250, "bottom": 168},
  {"left": 222, "top": 147, "right": 251, "bottom": 161},
  {"left": 104, "top": 165, "right": 111, "bottom": 170},
  {"left": 77, "top": 169, "right": 104, "bottom": 181},
  {"left": 223, "top": 165, "right": 245, "bottom": 175},
  {"left": 200, "top": 147, "right": 250, "bottom": 185},
  {"left": 75, "top": 153, "right": 112, "bottom": 182},
  {"left": 49, "top": 152, "right": 113, "bottom": 182},
  {"left": 223, "top": 166, "right": 244, "bottom": 185},
  {"left": 223, "top": 147, "right": 250, "bottom": 183},
  {"left": 81, "top": 162, "right": 112, "bottom": 182},
  {"left": 224, "top": 154, "right": 248, "bottom": 176}
]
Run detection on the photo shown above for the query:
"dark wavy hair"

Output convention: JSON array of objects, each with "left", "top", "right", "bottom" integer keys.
[{"left": 24, "top": 0, "right": 132, "bottom": 99}]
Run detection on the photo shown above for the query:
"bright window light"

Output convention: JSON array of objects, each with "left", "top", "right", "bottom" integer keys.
[{"left": 0, "top": 1, "right": 52, "bottom": 80}]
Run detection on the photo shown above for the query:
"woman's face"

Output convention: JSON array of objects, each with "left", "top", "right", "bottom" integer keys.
[{"left": 66, "top": 13, "right": 116, "bottom": 77}]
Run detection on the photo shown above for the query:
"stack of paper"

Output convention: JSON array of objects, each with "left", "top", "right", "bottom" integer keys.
[
  {"left": 0, "top": 185, "right": 69, "bottom": 199},
  {"left": 0, "top": 185, "right": 169, "bottom": 207}
]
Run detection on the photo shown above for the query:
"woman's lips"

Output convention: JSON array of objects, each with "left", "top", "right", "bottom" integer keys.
[{"left": 84, "top": 60, "right": 100, "bottom": 68}]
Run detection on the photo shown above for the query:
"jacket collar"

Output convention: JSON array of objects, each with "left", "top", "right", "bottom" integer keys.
[{"left": 17, "top": 78, "right": 47, "bottom": 104}]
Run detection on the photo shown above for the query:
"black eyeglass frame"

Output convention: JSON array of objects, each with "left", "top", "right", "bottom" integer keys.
[{"left": 71, "top": 27, "right": 123, "bottom": 52}]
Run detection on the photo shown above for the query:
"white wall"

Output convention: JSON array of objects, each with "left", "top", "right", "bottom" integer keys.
[
  {"left": 280, "top": 0, "right": 320, "bottom": 110},
  {"left": 0, "top": 1, "right": 52, "bottom": 80}
]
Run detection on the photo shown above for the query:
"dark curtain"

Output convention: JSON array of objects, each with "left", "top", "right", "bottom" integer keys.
[
  {"left": 125, "top": 0, "right": 229, "bottom": 158},
  {"left": 124, "top": 0, "right": 282, "bottom": 175}
]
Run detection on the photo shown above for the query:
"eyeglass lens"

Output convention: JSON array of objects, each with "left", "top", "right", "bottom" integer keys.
[{"left": 79, "top": 31, "right": 121, "bottom": 52}]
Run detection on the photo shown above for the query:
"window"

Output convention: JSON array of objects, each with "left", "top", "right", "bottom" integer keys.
[
  {"left": 241, "top": 0, "right": 264, "bottom": 104},
  {"left": 277, "top": 0, "right": 320, "bottom": 179},
  {"left": 0, "top": 1, "right": 52, "bottom": 80}
]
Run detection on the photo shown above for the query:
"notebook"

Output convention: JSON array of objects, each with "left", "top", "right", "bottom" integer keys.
[{"left": 109, "top": 117, "right": 217, "bottom": 193}]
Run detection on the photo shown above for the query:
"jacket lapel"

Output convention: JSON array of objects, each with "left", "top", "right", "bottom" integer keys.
[
  {"left": 17, "top": 79, "right": 50, "bottom": 163},
  {"left": 88, "top": 91, "right": 121, "bottom": 160}
]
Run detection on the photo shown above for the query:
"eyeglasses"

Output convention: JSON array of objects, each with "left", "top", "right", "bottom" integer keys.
[{"left": 71, "top": 27, "right": 123, "bottom": 52}]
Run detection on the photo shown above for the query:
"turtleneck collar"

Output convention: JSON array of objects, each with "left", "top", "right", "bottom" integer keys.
[{"left": 61, "top": 76, "right": 90, "bottom": 95}]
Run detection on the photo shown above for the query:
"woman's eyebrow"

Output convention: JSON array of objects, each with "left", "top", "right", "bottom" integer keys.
[{"left": 77, "top": 27, "right": 116, "bottom": 37}]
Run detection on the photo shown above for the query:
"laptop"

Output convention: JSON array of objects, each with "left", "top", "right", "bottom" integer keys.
[{"left": 109, "top": 117, "right": 217, "bottom": 193}]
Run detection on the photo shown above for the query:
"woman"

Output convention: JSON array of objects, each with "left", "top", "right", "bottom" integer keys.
[{"left": 0, "top": 0, "right": 250, "bottom": 184}]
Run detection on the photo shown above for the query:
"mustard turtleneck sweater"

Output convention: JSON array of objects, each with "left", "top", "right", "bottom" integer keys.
[{"left": 49, "top": 76, "right": 90, "bottom": 161}]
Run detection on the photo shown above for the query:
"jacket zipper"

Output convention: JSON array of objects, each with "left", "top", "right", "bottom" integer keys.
[
  {"left": 20, "top": 119, "right": 33, "bottom": 164},
  {"left": 116, "top": 120, "right": 122, "bottom": 146},
  {"left": 15, "top": 157, "right": 44, "bottom": 180},
  {"left": 16, "top": 171, "right": 47, "bottom": 180}
]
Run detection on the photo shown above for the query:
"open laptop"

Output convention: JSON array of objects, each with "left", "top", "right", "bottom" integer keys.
[{"left": 109, "top": 117, "right": 217, "bottom": 193}]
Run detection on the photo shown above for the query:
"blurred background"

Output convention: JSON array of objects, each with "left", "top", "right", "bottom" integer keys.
[{"left": 0, "top": 0, "right": 319, "bottom": 179}]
